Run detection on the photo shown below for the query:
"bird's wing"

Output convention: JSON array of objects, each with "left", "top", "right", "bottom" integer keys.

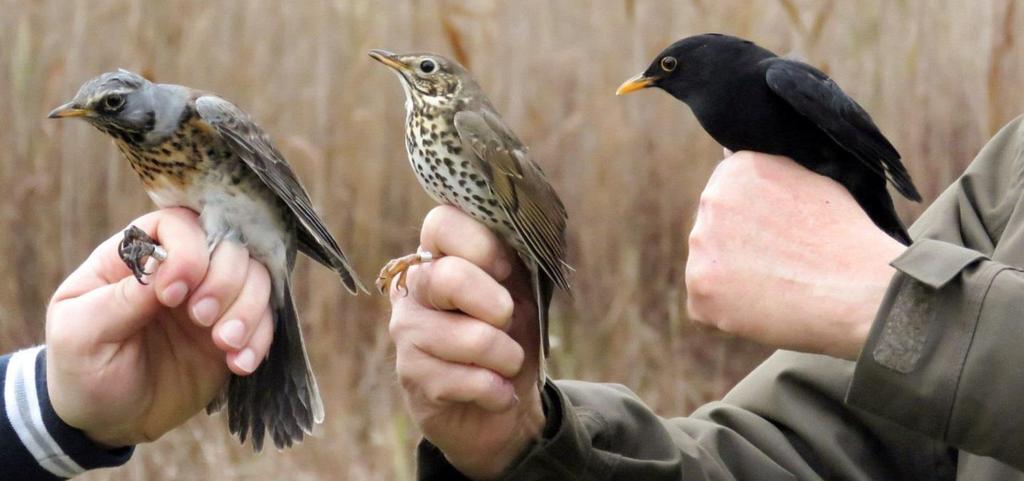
[
  {"left": 765, "top": 59, "right": 921, "bottom": 201},
  {"left": 195, "top": 95, "right": 364, "bottom": 294},
  {"left": 453, "top": 108, "right": 571, "bottom": 291}
]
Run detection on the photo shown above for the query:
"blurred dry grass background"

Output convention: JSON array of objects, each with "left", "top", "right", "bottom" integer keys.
[{"left": 1, "top": 0, "right": 1022, "bottom": 479}]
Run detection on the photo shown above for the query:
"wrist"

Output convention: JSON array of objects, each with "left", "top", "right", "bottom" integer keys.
[
  {"left": 46, "top": 357, "right": 132, "bottom": 449},
  {"left": 80, "top": 428, "right": 133, "bottom": 450},
  {"left": 450, "top": 393, "right": 546, "bottom": 480},
  {"left": 836, "top": 234, "right": 907, "bottom": 360}
]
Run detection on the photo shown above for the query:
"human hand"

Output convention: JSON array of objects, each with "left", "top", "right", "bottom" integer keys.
[
  {"left": 45, "top": 208, "right": 274, "bottom": 447},
  {"left": 685, "top": 151, "right": 906, "bottom": 360},
  {"left": 388, "top": 206, "right": 545, "bottom": 480}
]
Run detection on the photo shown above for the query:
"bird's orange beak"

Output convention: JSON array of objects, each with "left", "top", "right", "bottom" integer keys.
[
  {"left": 368, "top": 49, "right": 411, "bottom": 73},
  {"left": 615, "top": 74, "right": 655, "bottom": 96},
  {"left": 47, "top": 102, "right": 90, "bottom": 119}
]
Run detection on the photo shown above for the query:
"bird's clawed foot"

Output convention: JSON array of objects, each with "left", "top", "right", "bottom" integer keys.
[
  {"left": 118, "top": 225, "right": 168, "bottom": 285},
  {"left": 376, "top": 251, "right": 434, "bottom": 295}
]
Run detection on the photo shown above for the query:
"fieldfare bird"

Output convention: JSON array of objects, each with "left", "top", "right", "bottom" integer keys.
[
  {"left": 49, "top": 70, "right": 364, "bottom": 451},
  {"left": 369, "top": 51, "right": 571, "bottom": 384},
  {"left": 617, "top": 33, "right": 920, "bottom": 244}
]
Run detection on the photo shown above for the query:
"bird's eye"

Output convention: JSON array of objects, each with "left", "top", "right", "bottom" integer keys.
[
  {"left": 660, "top": 56, "right": 678, "bottom": 72},
  {"left": 419, "top": 59, "right": 437, "bottom": 74},
  {"left": 102, "top": 94, "right": 126, "bottom": 112}
]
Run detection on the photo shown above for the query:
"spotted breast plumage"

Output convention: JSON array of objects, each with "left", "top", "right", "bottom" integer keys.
[
  {"left": 49, "top": 69, "right": 364, "bottom": 451},
  {"left": 370, "top": 51, "right": 572, "bottom": 385},
  {"left": 404, "top": 92, "right": 521, "bottom": 246}
]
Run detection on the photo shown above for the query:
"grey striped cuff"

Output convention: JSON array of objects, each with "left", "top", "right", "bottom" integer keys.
[{"left": 4, "top": 346, "right": 85, "bottom": 479}]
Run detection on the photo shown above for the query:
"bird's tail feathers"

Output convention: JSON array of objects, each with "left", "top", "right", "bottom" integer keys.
[
  {"left": 336, "top": 257, "right": 368, "bottom": 295},
  {"left": 221, "top": 280, "right": 324, "bottom": 451},
  {"left": 852, "top": 184, "right": 913, "bottom": 246},
  {"left": 532, "top": 267, "right": 555, "bottom": 390}
]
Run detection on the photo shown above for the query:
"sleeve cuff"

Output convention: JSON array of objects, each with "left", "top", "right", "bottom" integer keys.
[
  {"left": 889, "top": 239, "right": 988, "bottom": 289},
  {"left": 5, "top": 347, "right": 133, "bottom": 478},
  {"left": 847, "top": 239, "right": 999, "bottom": 439}
]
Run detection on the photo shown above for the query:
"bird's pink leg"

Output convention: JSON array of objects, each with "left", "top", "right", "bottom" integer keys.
[{"left": 375, "top": 251, "right": 435, "bottom": 295}]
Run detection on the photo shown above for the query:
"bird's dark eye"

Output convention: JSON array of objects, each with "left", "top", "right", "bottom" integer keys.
[
  {"left": 419, "top": 59, "right": 437, "bottom": 74},
  {"left": 102, "top": 94, "right": 126, "bottom": 112},
  {"left": 660, "top": 56, "right": 678, "bottom": 72}
]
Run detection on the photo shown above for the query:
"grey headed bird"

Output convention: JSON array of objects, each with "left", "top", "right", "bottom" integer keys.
[
  {"left": 49, "top": 69, "right": 365, "bottom": 451},
  {"left": 368, "top": 50, "right": 571, "bottom": 385},
  {"left": 617, "top": 33, "right": 920, "bottom": 245}
]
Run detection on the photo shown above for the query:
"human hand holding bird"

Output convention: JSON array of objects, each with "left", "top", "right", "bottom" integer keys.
[
  {"left": 686, "top": 151, "right": 905, "bottom": 360},
  {"left": 45, "top": 209, "right": 273, "bottom": 448},
  {"left": 388, "top": 206, "right": 545, "bottom": 480}
]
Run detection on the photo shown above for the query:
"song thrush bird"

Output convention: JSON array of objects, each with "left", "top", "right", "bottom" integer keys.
[
  {"left": 617, "top": 33, "right": 920, "bottom": 244},
  {"left": 49, "top": 70, "right": 364, "bottom": 450},
  {"left": 369, "top": 50, "right": 571, "bottom": 384}
]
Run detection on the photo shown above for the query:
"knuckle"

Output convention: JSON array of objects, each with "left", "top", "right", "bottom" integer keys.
[
  {"left": 166, "top": 206, "right": 200, "bottom": 223},
  {"left": 421, "top": 206, "right": 456, "bottom": 245},
  {"left": 685, "top": 295, "right": 704, "bottom": 322},
  {"left": 461, "top": 323, "right": 496, "bottom": 358},
  {"left": 508, "top": 343, "right": 526, "bottom": 375},
  {"left": 688, "top": 224, "right": 705, "bottom": 250},
  {"left": 725, "top": 152, "right": 754, "bottom": 170},
  {"left": 387, "top": 310, "right": 409, "bottom": 341},
  {"left": 697, "top": 191, "right": 716, "bottom": 212},
  {"left": 421, "top": 377, "right": 447, "bottom": 404},
  {"left": 174, "top": 253, "right": 208, "bottom": 286},
  {"left": 494, "top": 290, "right": 514, "bottom": 325},
  {"left": 247, "top": 260, "right": 271, "bottom": 287},
  {"left": 395, "top": 360, "right": 419, "bottom": 392},
  {"left": 684, "top": 262, "right": 715, "bottom": 300},
  {"left": 428, "top": 257, "right": 465, "bottom": 295},
  {"left": 685, "top": 294, "right": 714, "bottom": 327}
]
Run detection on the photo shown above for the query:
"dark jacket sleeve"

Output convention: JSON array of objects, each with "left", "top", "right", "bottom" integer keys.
[
  {"left": 1, "top": 346, "right": 133, "bottom": 479},
  {"left": 417, "top": 116, "right": 1024, "bottom": 480},
  {"left": 418, "top": 361, "right": 949, "bottom": 481},
  {"left": 847, "top": 115, "right": 1024, "bottom": 468}
]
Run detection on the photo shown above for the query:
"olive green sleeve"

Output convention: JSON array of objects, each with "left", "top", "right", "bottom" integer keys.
[
  {"left": 417, "top": 358, "right": 949, "bottom": 481},
  {"left": 847, "top": 115, "right": 1024, "bottom": 468}
]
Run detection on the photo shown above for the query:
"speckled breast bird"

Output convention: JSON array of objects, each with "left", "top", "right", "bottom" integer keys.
[
  {"left": 369, "top": 51, "right": 571, "bottom": 383},
  {"left": 48, "top": 70, "right": 364, "bottom": 451}
]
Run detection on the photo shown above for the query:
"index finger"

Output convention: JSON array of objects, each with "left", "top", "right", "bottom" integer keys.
[
  {"left": 419, "top": 205, "right": 515, "bottom": 281},
  {"left": 54, "top": 208, "right": 209, "bottom": 308}
]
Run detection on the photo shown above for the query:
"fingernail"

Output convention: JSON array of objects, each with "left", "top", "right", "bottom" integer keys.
[
  {"left": 219, "top": 319, "right": 246, "bottom": 349},
  {"left": 493, "top": 258, "right": 512, "bottom": 280},
  {"left": 191, "top": 298, "right": 220, "bottom": 327},
  {"left": 234, "top": 348, "right": 257, "bottom": 374},
  {"left": 161, "top": 282, "right": 188, "bottom": 307}
]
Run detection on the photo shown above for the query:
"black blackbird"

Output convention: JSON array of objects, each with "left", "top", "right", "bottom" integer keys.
[{"left": 617, "top": 33, "right": 920, "bottom": 245}]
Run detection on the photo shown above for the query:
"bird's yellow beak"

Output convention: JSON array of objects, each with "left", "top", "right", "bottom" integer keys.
[
  {"left": 368, "top": 49, "right": 410, "bottom": 73},
  {"left": 47, "top": 102, "right": 90, "bottom": 119},
  {"left": 615, "top": 74, "right": 655, "bottom": 96}
]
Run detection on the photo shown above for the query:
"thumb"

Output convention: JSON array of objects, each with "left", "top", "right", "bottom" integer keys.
[
  {"left": 61, "top": 276, "right": 165, "bottom": 343},
  {"left": 49, "top": 208, "right": 208, "bottom": 343}
]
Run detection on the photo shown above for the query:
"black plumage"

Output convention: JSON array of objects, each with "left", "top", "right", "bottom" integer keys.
[{"left": 618, "top": 33, "right": 920, "bottom": 244}]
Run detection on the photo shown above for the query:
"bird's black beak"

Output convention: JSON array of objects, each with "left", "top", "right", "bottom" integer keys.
[
  {"left": 615, "top": 73, "right": 657, "bottom": 96},
  {"left": 47, "top": 102, "right": 90, "bottom": 119},
  {"left": 368, "top": 49, "right": 411, "bottom": 73}
]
